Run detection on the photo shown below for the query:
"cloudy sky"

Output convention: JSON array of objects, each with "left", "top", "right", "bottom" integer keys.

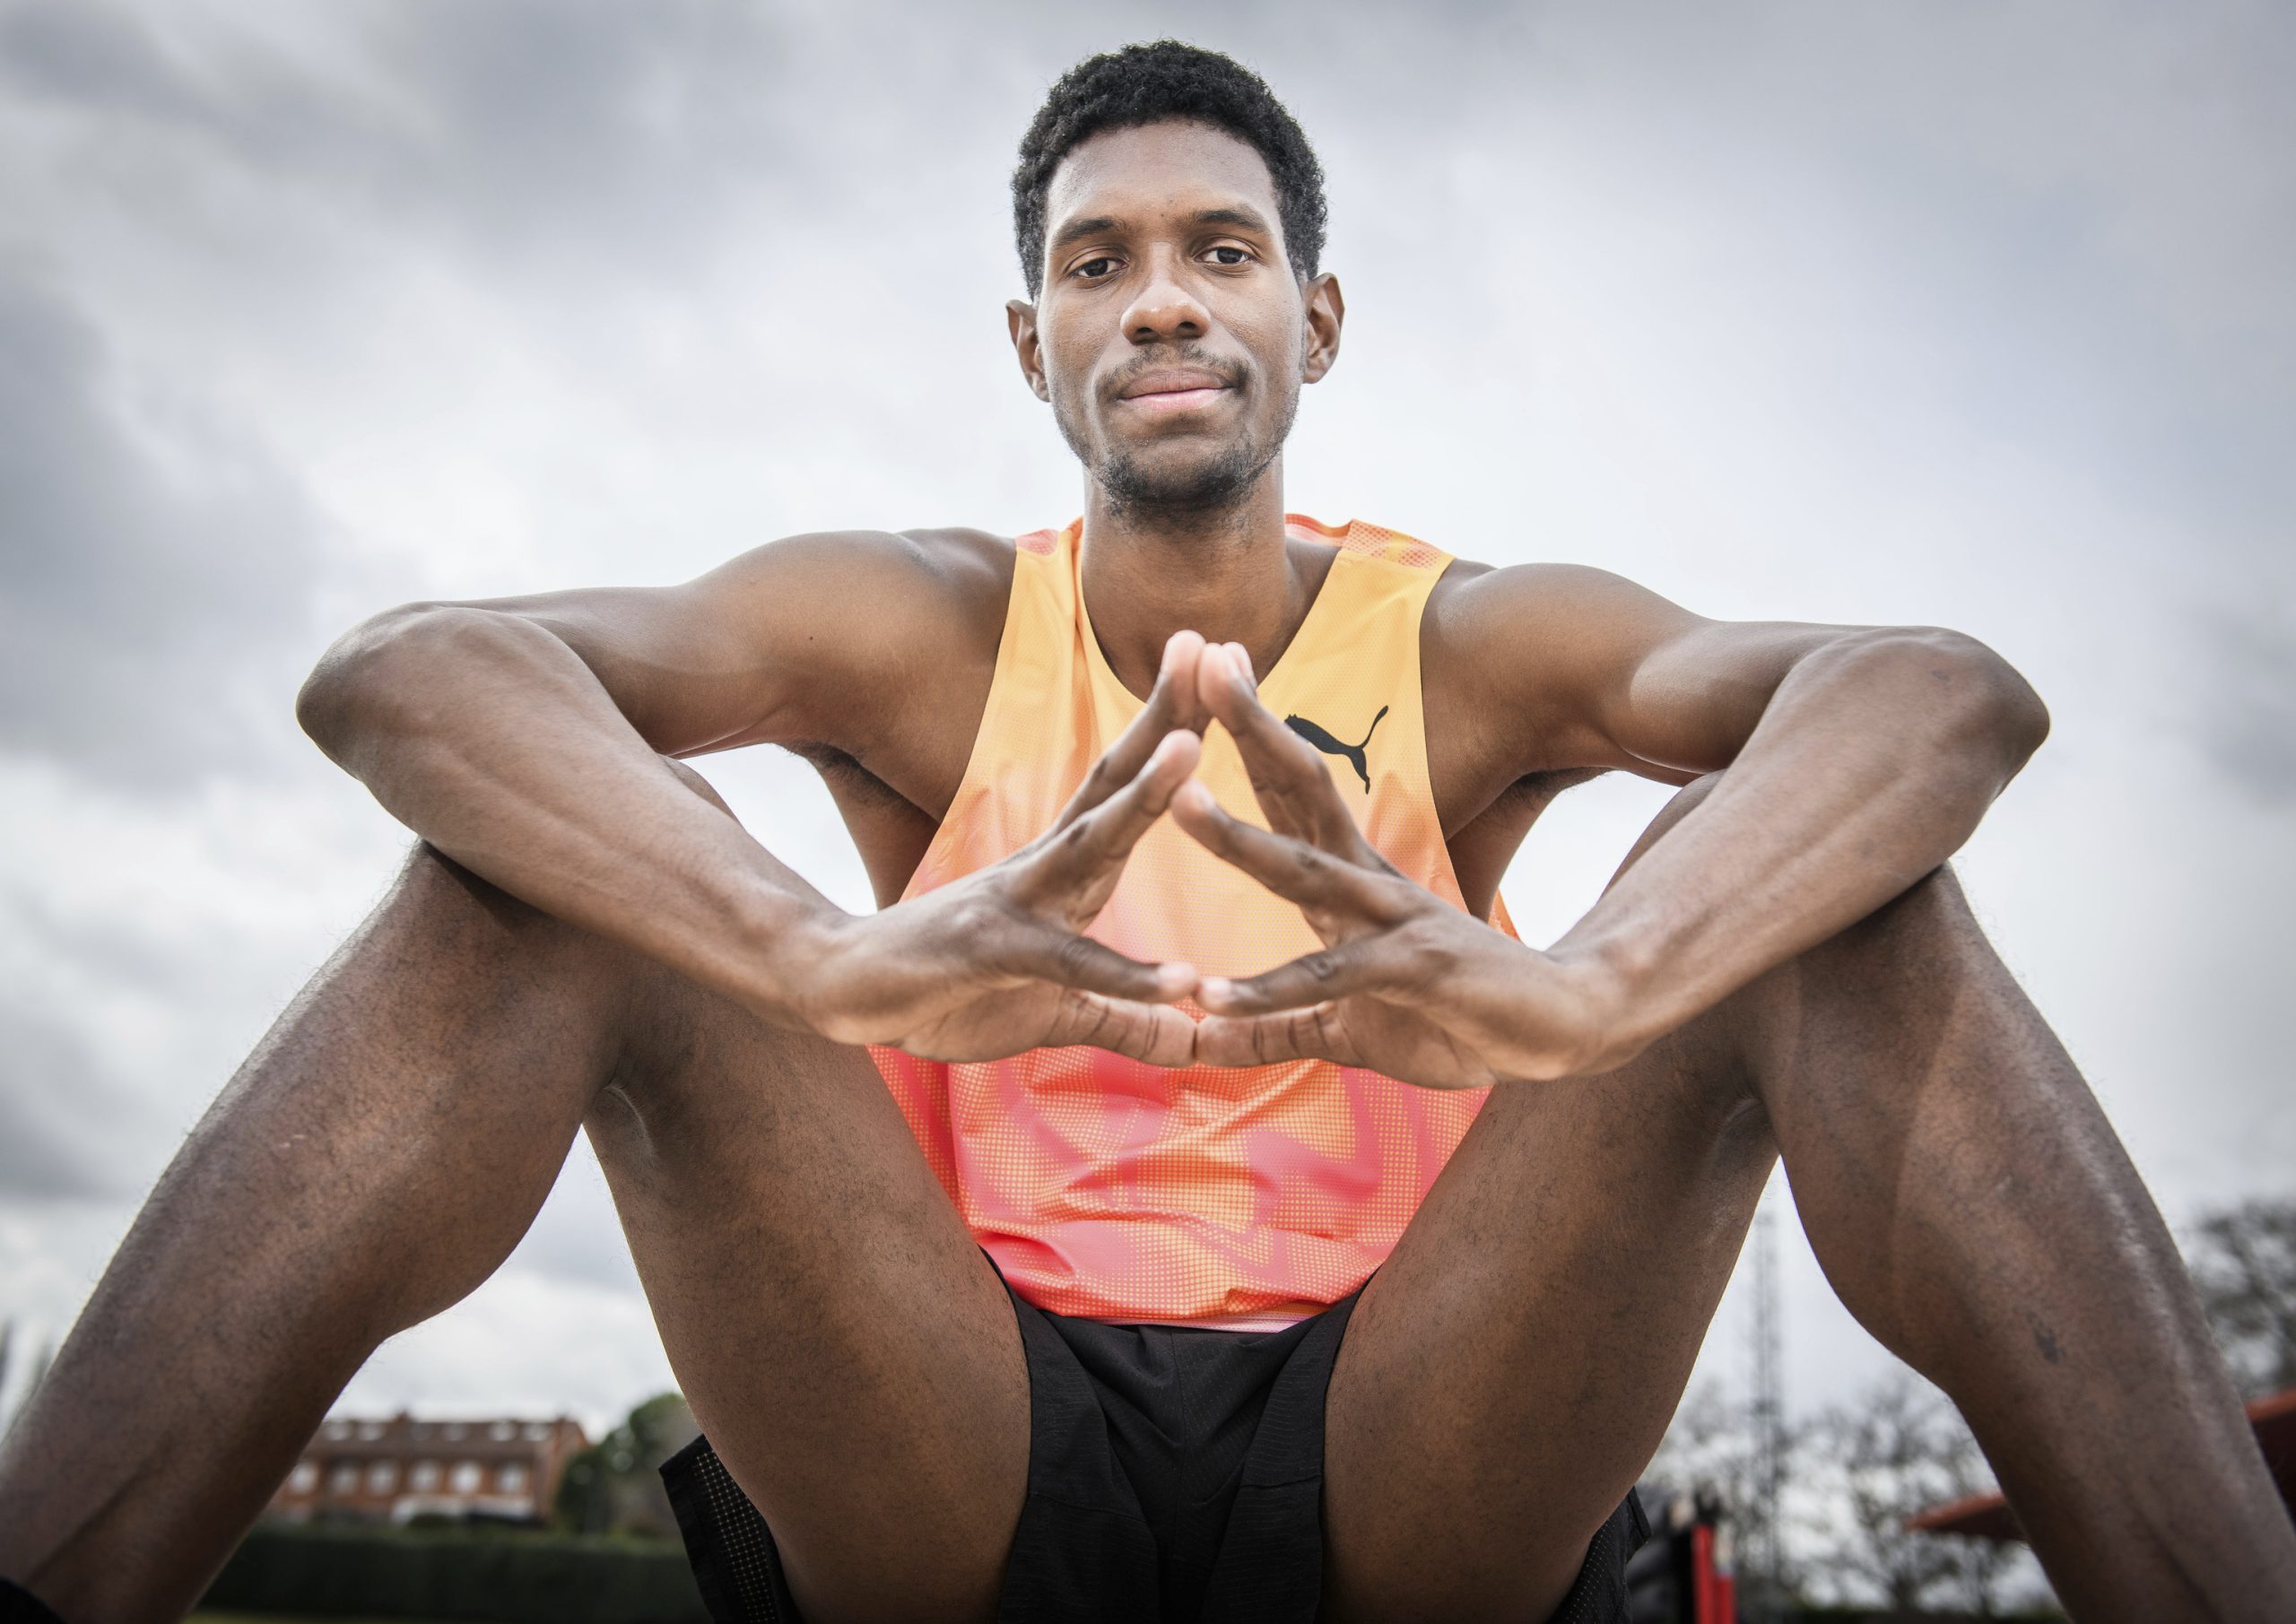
[{"left": 1, "top": 0, "right": 2290, "bottom": 1450}]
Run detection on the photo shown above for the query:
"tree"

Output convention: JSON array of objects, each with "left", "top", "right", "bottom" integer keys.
[
  {"left": 555, "top": 1392, "right": 699, "bottom": 1538},
  {"left": 1646, "top": 1378, "right": 1806, "bottom": 1614},
  {"left": 1798, "top": 1369, "right": 2033, "bottom": 1619},
  {"left": 2183, "top": 1195, "right": 2296, "bottom": 1400}
]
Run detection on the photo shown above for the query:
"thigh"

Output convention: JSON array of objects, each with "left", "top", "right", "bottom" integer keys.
[
  {"left": 585, "top": 963, "right": 1028, "bottom": 1624},
  {"left": 536, "top": 761, "right": 1032, "bottom": 1621},
  {"left": 1320, "top": 958, "right": 1775, "bottom": 1623},
  {"left": 1322, "top": 771, "right": 1771, "bottom": 1621}
]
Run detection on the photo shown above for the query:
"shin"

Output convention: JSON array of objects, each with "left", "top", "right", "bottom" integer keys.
[{"left": 0, "top": 841, "right": 638, "bottom": 1623}]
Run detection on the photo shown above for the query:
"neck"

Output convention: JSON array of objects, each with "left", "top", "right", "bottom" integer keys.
[{"left": 1076, "top": 456, "right": 1334, "bottom": 699}]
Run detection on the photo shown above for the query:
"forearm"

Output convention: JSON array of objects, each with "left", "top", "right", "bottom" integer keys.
[
  {"left": 299, "top": 605, "right": 843, "bottom": 1022},
  {"left": 1552, "top": 630, "right": 2048, "bottom": 1055}
]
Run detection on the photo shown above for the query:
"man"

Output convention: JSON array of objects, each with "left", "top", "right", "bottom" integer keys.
[{"left": 0, "top": 38, "right": 2288, "bottom": 1624}]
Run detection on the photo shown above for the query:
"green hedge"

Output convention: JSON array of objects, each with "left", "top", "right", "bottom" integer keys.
[{"left": 200, "top": 1523, "right": 709, "bottom": 1624}]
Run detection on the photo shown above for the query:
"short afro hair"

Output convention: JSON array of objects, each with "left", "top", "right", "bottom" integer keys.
[{"left": 1012, "top": 40, "right": 1328, "bottom": 300}]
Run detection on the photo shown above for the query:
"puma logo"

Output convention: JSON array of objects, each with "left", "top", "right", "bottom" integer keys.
[{"left": 1284, "top": 705, "right": 1389, "bottom": 793}]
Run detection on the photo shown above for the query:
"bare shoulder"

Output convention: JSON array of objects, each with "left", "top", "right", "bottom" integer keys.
[
  {"left": 1424, "top": 556, "right": 1703, "bottom": 768},
  {"left": 453, "top": 524, "right": 1013, "bottom": 771},
  {"left": 702, "top": 523, "right": 1014, "bottom": 746},
  {"left": 887, "top": 525, "right": 1018, "bottom": 618},
  {"left": 1424, "top": 551, "right": 1947, "bottom": 795},
  {"left": 699, "top": 524, "right": 1011, "bottom": 621},
  {"left": 1426, "top": 557, "right": 1690, "bottom": 679}
]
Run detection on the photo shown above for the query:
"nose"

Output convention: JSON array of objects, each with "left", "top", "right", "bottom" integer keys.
[{"left": 1120, "top": 248, "right": 1209, "bottom": 344}]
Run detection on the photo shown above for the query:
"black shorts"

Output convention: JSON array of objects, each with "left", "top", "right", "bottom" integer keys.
[{"left": 661, "top": 1261, "right": 1648, "bottom": 1622}]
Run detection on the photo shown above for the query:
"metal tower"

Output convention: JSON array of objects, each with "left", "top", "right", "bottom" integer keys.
[{"left": 1746, "top": 1194, "right": 1786, "bottom": 1620}]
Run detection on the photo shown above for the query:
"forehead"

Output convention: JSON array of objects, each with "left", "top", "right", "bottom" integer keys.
[{"left": 1044, "top": 119, "right": 1283, "bottom": 238}]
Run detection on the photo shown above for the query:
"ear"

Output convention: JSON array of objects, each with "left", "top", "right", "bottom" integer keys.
[
  {"left": 1300, "top": 273, "right": 1344, "bottom": 385},
  {"left": 1006, "top": 298, "right": 1051, "bottom": 403}
]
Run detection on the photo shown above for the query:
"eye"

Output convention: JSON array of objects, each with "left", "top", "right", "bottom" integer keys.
[
  {"left": 1072, "top": 255, "right": 1118, "bottom": 281},
  {"left": 1208, "top": 245, "right": 1253, "bottom": 267}
]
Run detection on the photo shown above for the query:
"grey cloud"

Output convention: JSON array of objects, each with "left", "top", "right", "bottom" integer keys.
[
  {"left": 0, "top": 998, "right": 139, "bottom": 1199},
  {"left": 0, "top": 0, "right": 194, "bottom": 120},
  {"left": 0, "top": 267, "right": 326, "bottom": 791},
  {"left": 503, "top": 1152, "right": 644, "bottom": 1294},
  {"left": 1, "top": 0, "right": 816, "bottom": 289},
  {"left": 2192, "top": 598, "right": 2296, "bottom": 809}
]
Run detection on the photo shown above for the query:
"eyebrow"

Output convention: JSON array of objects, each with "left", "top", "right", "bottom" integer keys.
[{"left": 1047, "top": 204, "right": 1276, "bottom": 256}]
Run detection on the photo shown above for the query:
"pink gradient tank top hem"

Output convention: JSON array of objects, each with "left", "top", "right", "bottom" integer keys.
[{"left": 1100, "top": 1313, "right": 1320, "bottom": 1333}]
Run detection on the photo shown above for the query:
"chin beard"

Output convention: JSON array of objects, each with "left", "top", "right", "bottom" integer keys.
[
  {"left": 1098, "top": 436, "right": 1271, "bottom": 519},
  {"left": 1058, "top": 378, "right": 1301, "bottom": 524}
]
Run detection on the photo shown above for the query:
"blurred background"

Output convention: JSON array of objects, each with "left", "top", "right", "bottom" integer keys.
[{"left": 2, "top": 1, "right": 2290, "bottom": 1615}]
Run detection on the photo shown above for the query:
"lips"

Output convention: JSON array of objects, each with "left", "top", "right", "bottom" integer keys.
[{"left": 1116, "top": 366, "right": 1235, "bottom": 413}]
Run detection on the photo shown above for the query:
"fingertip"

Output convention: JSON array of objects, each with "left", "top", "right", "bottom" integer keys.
[
  {"left": 1140, "top": 728, "right": 1201, "bottom": 787},
  {"left": 1157, "top": 960, "right": 1200, "bottom": 1000}
]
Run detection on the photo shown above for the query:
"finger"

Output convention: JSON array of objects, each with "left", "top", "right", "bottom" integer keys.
[
  {"left": 1053, "top": 630, "right": 1208, "bottom": 827},
  {"left": 1169, "top": 777, "right": 1397, "bottom": 923},
  {"left": 1198, "top": 643, "right": 1366, "bottom": 855},
  {"left": 1193, "top": 1003, "right": 1360, "bottom": 1068},
  {"left": 1022, "top": 726, "right": 1201, "bottom": 898},
  {"left": 996, "top": 920, "right": 1199, "bottom": 1003},
  {"left": 1040, "top": 991, "right": 1201, "bottom": 1066},
  {"left": 1196, "top": 938, "right": 1406, "bottom": 1016}
]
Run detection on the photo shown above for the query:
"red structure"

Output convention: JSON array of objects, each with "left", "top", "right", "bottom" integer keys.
[
  {"left": 1628, "top": 1487, "right": 1738, "bottom": 1623},
  {"left": 1689, "top": 1521, "right": 1738, "bottom": 1624},
  {"left": 265, "top": 1412, "right": 590, "bottom": 1526},
  {"left": 1909, "top": 1386, "right": 2296, "bottom": 1541}
]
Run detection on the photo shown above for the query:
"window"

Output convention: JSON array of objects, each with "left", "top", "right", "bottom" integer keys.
[
  {"left": 323, "top": 1420, "right": 351, "bottom": 1440},
  {"left": 411, "top": 1423, "right": 430, "bottom": 1440},
  {"left": 490, "top": 1420, "right": 516, "bottom": 1441},
  {"left": 329, "top": 1463, "right": 359, "bottom": 1494},
  {"left": 287, "top": 1463, "right": 318, "bottom": 1493},
  {"left": 367, "top": 1461, "right": 397, "bottom": 1493},
  {"left": 357, "top": 1421, "right": 385, "bottom": 1441},
  {"left": 450, "top": 1462, "right": 483, "bottom": 1494},
  {"left": 410, "top": 1461, "right": 440, "bottom": 1491},
  {"left": 524, "top": 1422, "right": 551, "bottom": 1441},
  {"left": 443, "top": 1422, "right": 467, "bottom": 1440},
  {"left": 498, "top": 1463, "right": 528, "bottom": 1494}
]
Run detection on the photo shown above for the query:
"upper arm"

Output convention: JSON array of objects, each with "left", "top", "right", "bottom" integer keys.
[
  {"left": 350, "top": 527, "right": 1007, "bottom": 760},
  {"left": 1442, "top": 562, "right": 1912, "bottom": 781}
]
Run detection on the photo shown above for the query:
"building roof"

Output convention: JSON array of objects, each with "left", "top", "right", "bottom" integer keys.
[{"left": 302, "top": 1413, "right": 588, "bottom": 1462}]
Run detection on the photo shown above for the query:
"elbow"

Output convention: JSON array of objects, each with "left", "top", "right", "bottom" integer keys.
[
  {"left": 1863, "top": 626, "right": 2050, "bottom": 769},
  {"left": 295, "top": 602, "right": 484, "bottom": 761},
  {"left": 1995, "top": 663, "right": 2051, "bottom": 762}
]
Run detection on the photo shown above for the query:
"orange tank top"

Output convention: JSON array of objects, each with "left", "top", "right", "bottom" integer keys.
[{"left": 867, "top": 514, "right": 1515, "bottom": 1328}]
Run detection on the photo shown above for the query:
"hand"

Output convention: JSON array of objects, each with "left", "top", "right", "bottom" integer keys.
[
  {"left": 1174, "top": 643, "right": 1632, "bottom": 1087},
  {"left": 796, "top": 631, "right": 1213, "bottom": 1064}
]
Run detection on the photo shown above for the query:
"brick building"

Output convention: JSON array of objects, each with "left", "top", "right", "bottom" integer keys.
[{"left": 266, "top": 1412, "right": 590, "bottom": 1526}]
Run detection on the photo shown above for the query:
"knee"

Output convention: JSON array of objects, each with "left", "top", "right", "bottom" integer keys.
[
  {"left": 1812, "top": 860, "right": 1981, "bottom": 972},
  {"left": 387, "top": 837, "right": 553, "bottom": 938},
  {"left": 1735, "top": 859, "right": 1996, "bottom": 1082},
  {"left": 375, "top": 838, "right": 631, "bottom": 1012}
]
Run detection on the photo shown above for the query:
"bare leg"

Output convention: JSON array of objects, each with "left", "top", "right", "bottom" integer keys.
[
  {"left": 1322, "top": 775, "right": 2296, "bottom": 1623},
  {"left": 0, "top": 786, "right": 1027, "bottom": 1624}
]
